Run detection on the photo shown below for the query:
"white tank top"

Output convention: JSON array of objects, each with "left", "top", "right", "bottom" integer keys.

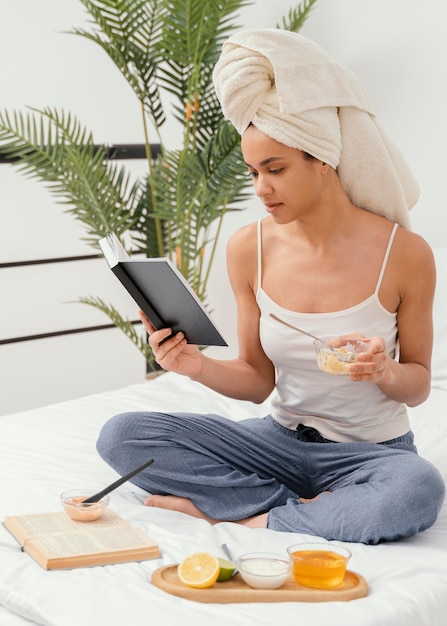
[{"left": 256, "top": 219, "right": 409, "bottom": 443}]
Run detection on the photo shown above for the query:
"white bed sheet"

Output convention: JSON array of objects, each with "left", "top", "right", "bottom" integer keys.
[{"left": 0, "top": 372, "right": 446, "bottom": 626}]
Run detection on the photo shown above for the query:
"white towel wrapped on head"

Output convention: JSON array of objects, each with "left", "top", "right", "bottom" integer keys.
[{"left": 213, "top": 29, "right": 419, "bottom": 228}]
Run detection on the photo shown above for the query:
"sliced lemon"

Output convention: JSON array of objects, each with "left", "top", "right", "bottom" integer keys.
[
  {"left": 217, "top": 557, "right": 236, "bottom": 581},
  {"left": 177, "top": 553, "right": 220, "bottom": 589}
]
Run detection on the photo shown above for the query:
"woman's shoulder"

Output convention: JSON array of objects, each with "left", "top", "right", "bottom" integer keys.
[
  {"left": 357, "top": 211, "right": 434, "bottom": 268},
  {"left": 393, "top": 224, "right": 435, "bottom": 268},
  {"left": 226, "top": 220, "right": 261, "bottom": 290},
  {"left": 388, "top": 224, "right": 436, "bottom": 305},
  {"left": 227, "top": 219, "right": 259, "bottom": 255}
]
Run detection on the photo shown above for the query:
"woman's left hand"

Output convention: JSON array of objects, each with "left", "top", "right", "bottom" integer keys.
[{"left": 331, "top": 333, "right": 389, "bottom": 383}]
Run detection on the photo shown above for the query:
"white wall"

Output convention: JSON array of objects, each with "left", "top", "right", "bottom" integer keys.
[{"left": 1, "top": 0, "right": 446, "bottom": 415}]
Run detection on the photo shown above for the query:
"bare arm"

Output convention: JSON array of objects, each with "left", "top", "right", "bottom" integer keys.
[
  {"left": 143, "top": 224, "right": 275, "bottom": 403},
  {"left": 348, "top": 233, "right": 435, "bottom": 407}
]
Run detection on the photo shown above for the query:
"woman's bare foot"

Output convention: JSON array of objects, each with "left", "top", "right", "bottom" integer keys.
[
  {"left": 144, "top": 494, "right": 220, "bottom": 524},
  {"left": 144, "top": 494, "right": 269, "bottom": 528},
  {"left": 144, "top": 491, "right": 330, "bottom": 527}
]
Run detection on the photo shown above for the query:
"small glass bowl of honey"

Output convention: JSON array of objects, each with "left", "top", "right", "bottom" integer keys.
[{"left": 287, "top": 542, "right": 351, "bottom": 589}]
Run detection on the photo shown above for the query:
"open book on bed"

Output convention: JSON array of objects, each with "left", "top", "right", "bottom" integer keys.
[
  {"left": 3, "top": 509, "right": 160, "bottom": 570},
  {"left": 99, "top": 233, "right": 227, "bottom": 347}
]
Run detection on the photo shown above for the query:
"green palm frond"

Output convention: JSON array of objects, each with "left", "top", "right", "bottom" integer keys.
[
  {"left": 147, "top": 121, "right": 249, "bottom": 294},
  {"left": 276, "top": 0, "right": 319, "bottom": 31},
  {"left": 151, "top": 122, "right": 247, "bottom": 224},
  {"left": 159, "top": 0, "right": 252, "bottom": 75},
  {"left": 0, "top": 107, "right": 143, "bottom": 242},
  {"left": 72, "top": 0, "right": 166, "bottom": 131},
  {"left": 0, "top": 0, "right": 319, "bottom": 368},
  {"left": 158, "top": 0, "right": 252, "bottom": 149},
  {"left": 131, "top": 175, "right": 166, "bottom": 258},
  {"left": 79, "top": 295, "right": 156, "bottom": 364},
  {"left": 202, "top": 122, "right": 248, "bottom": 203}
]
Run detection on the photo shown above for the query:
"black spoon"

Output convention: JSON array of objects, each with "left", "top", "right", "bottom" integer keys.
[{"left": 82, "top": 458, "right": 155, "bottom": 504}]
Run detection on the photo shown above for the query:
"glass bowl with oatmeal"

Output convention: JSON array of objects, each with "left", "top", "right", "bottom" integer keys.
[{"left": 314, "top": 338, "right": 368, "bottom": 376}]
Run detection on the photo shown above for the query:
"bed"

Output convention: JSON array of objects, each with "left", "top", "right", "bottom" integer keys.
[{"left": 0, "top": 248, "right": 446, "bottom": 626}]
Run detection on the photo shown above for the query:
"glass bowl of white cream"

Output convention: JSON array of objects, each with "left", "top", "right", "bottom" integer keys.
[{"left": 237, "top": 552, "right": 291, "bottom": 590}]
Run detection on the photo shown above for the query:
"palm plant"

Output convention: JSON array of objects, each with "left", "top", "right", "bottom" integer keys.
[{"left": 0, "top": 0, "right": 318, "bottom": 370}]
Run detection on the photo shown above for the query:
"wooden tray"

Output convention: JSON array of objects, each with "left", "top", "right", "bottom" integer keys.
[{"left": 151, "top": 565, "right": 368, "bottom": 603}]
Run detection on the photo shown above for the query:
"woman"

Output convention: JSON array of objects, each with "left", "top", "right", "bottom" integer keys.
[{"left": 97, "top": 30, "right": 444, "bottom": 544}]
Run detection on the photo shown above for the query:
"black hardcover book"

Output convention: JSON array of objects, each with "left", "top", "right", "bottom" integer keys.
[{"left": 99, "top": 233, "right": 227, "bottom": 347}]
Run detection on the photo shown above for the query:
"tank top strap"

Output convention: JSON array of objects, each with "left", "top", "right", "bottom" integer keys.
[
  {"left": 256, "top": 218, "right": 263, "bottom": 296},
  {"left": 375, "top": 223, "right": 399, "bottom": 295}
]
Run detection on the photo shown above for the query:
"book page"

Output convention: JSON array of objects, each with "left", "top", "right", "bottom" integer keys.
[
  {"left": 4, "top": 509, "right": 159, "bottom": 569},
  {"left": 100, "top": 233, "right": 130, "bottom": 265},
  {"left": 26, "top": 526, "right": 157, "bottom": 558},
  {"left": 4, "top": 509, "right": 125, "bottom": 544}
]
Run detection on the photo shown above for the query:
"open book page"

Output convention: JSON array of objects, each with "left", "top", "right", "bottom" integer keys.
[
  {"left": 4, "top": 509, "right": 125, "bottom": 544},
  {"left": 26, "top": 525, "right": 157, "bottom": 559},
  {"left": 100, "top": 233, "right": 130, "bottom": 266},
  {"left": 3, "top": 509, "right": 159, "bottom": 569}
]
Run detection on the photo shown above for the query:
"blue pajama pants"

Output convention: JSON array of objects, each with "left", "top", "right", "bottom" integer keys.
[{"left": 96, "top": 411, "right": 445, "bottom": 544}]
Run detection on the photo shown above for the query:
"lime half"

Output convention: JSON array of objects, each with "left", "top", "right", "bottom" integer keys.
[{"left": 217, "top": 557, "right": 236, "bottom": 581}]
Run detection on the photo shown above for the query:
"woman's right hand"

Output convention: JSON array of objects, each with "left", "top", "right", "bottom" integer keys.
[{"left": 139, "top": 310, "right": 203, "bottom": 377}]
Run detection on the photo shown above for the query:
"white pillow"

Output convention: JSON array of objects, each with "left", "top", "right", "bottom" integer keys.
[{"left": 432, "top": 248, "right": 447, "bottom": 390}]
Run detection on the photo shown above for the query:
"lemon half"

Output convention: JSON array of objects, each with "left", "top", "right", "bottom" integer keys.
[{"left": 177, "top": 553, "right": 220, "bottom": 589}]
